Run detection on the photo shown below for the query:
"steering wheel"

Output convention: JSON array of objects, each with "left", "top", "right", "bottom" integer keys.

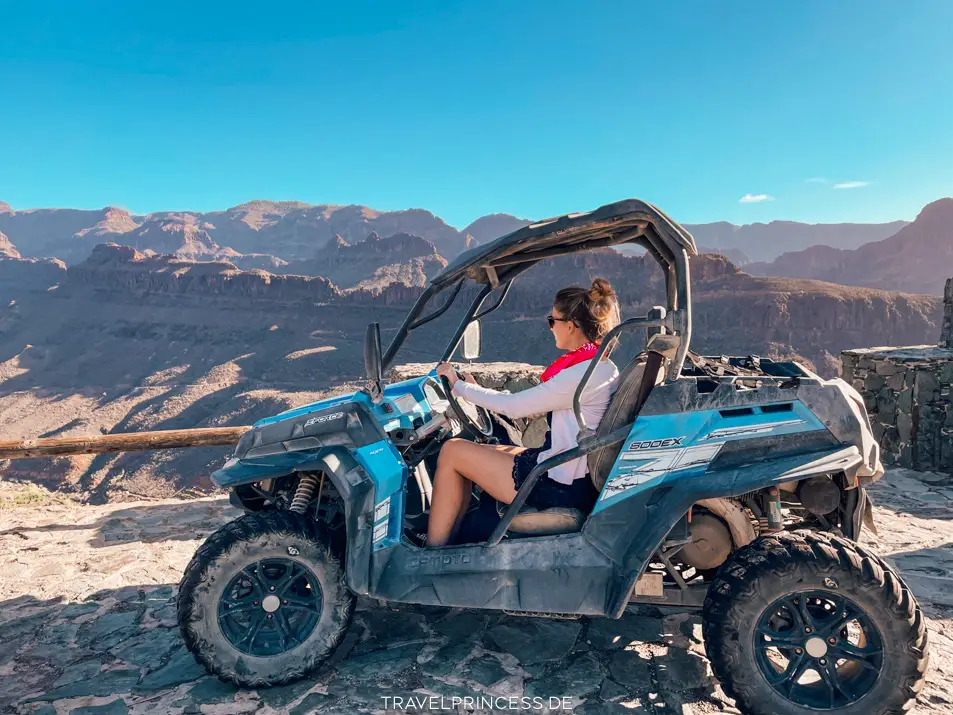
[{"left": 439, "top": 370, "right": 496, "bottom": 441}]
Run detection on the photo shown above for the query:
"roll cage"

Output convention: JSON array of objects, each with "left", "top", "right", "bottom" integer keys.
[{"left": 379, "top": 198, "right": 699, "bottom": 427}]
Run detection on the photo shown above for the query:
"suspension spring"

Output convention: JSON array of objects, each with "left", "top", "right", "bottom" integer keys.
[{"left": 290, "top": 473, "right": 320, "bottom": 514}]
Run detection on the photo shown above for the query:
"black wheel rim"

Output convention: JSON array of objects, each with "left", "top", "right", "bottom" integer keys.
[
  {"left": 217, "top": 558, "right": 323, "bottom": 656},
  {"left": 754, "top": 590, "right": 884, "bottom": 709}
]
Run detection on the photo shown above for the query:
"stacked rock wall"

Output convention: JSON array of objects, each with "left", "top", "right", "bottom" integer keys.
[
  {"left": 842, "top": 346, "right": 953, "bottom": 473},
  {"left": 843, "top": 279, "right": 953, "bottom": 474}
]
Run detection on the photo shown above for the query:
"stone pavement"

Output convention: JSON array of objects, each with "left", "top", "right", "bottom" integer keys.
[{"left": 0, "top": 468, "right": 951, "bottom": 715}]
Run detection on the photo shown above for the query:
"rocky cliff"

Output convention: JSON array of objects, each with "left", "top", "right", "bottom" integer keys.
[
  {"left": 115, "top": 214, "right": 241, "bottom": 262},
  {"left": 0, "top": 255, "right": 67, "bottom": 290},
  {"left": 66, "top": 244, "right": 339, "bottom": 302},
  {"left": 0, "top": 230, "right": 20, "bottom": 258},
  {"left": 277, "top": 231, "right": 448, "bottom": 290}
]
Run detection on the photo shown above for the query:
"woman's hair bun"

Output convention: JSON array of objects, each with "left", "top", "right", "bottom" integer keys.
[
  {"left": 589, "top": 278, "right": 616, "bottom": 302},
  {"left": 553, "top": 277, "right": 621, "bottom": 345}
]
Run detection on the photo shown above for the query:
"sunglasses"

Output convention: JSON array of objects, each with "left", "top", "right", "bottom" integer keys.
[{"left": 547, "top": 315, "right": 572, "bottom": 329}]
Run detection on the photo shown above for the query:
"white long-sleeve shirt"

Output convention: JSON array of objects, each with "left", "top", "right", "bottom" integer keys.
[{"left": 451, "top": 359, "right": 619, "bottom": 485}]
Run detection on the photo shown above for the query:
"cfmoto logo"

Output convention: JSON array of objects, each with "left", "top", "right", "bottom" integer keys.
[{"left": 304, "top": 411, "right": 344, "bottom": 428}]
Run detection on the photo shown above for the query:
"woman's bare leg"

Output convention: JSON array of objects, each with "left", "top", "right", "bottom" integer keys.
[
  {"left": 446, "top": 443, "right": 524, "bottom": 535},
  {"left": 427, "top": 439, "right": 523, "bottom": 547}
]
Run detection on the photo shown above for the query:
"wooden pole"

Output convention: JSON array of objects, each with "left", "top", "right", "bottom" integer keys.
[{"left": 0, "top": 426, "right": 251, "bottom": 460}]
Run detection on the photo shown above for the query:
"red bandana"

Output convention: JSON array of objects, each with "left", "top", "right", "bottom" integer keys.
[{"left": 541, "top": 342, "right": 599, "bottom": 382}]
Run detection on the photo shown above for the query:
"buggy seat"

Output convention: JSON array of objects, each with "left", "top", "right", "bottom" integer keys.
[{"left": 506, "top": 333, "right": 681, "bottom": 536}]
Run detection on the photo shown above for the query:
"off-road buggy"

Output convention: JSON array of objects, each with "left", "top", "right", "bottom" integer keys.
[{"left": 177, "top": 200, "right": 929, "bottom": 715}]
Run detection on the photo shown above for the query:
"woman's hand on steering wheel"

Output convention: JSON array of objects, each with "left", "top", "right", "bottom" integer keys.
[
  {"left": 435, "top": 362, "right": 494, "bottom": 440},
  {"left": 436, "top": 362, "right": 477, "bottom": 389}
]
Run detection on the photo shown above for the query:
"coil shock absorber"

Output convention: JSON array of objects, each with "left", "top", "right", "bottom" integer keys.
[{"left": 290, "top": 473, "right": 320, "bottom": 514}]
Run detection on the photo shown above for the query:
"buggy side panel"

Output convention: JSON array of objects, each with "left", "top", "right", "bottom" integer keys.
[
  {"left": 363, "top": 432, "right": 856, "bottom": 616},
  {"left": 593, "top": 400, "right": 828, "bottom": 513},
  {"left": 593, "top": 443, "right": 868, "bottom": 617},
  {"left": 361, "top": 379, "right": 863, "bottom": 615},
  {"left": 369, "top": 533, "right": 616, "bottom": 615},
  {"left": 352, "top": 440, "right": 408, "bottom": 553}
]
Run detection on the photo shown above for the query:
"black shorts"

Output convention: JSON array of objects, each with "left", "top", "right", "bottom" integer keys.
[{"left": 512, "top": 448, "right": 599, "bottom": 512}]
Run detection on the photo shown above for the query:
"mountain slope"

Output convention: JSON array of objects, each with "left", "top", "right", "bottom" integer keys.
[
  {"left": 0, "top": 200, "right": 920, "bottom": 267},
  {"left": 0, "top": 206, "right": 140, "bottom": 261},
  {"left": 683, "top": 220, "right": 909, "bottom": 263},
  {"left": 115, "top": 214, "right": 241, "bottom": 261},
  {"left": 462, "top": 214, "right": 532, "bottom": 243},
  {"left": 746, "top": 198, "right": 953, "bottom": 295},
  {"left": 276, "top": 232, "right": 448, "bottom": 289},
  {"left": 459, "top": 211, "right": 907, "bottom": 264}
]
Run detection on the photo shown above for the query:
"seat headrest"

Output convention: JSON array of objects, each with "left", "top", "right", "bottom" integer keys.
[{"left": 646, "top": 333, "right": 680, "bottom": 360}]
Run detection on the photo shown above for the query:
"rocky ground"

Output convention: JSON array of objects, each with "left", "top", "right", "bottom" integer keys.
[{"left": 0, "top": 469, "right": 950, "bottom": 715}]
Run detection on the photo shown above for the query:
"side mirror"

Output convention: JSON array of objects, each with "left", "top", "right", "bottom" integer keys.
[
  {"left": 364, "top": 322, "right": 383, "bottom": 383},
  {"left": 462, "top": 319, "right": 482, "bottom": 361}
]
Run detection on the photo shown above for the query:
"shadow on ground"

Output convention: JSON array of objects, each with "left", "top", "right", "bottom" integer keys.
[
  {"left": 0, "top": 585, "right": 729, "bottom": 715},
  {"left": 0, "top": 499, "right": 232, "bottom": 548}
]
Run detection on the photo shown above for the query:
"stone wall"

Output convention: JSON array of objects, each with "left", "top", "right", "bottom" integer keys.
[
  {"left": 943, "top": 278, "right": 952, "bottom": 349},
  {"left": 842, "top": 346, "right": 953, "bottom": 474}
]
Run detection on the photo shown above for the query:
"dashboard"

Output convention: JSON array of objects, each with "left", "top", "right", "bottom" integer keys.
[
  {"left": 374, "top": 375, "right": 455, "bottom": 447},
  {"left": 254, "top": 372, "right": 461, "bottom": 450}
]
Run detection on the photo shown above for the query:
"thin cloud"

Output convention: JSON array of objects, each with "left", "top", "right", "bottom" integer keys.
[
  {"left": 806, "top": 177, "right": 828, "bottom": 184},
  {"left": 739, "top": 193, "right": 774, "bottom": 204},
  {"left": 833, "top": 181, "right": 870, "bottom": 189}
]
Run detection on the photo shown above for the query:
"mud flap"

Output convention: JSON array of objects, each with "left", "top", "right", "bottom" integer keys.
[
  {"left": 861, "top": 489, "right": 878, "bottom": 536},
  {"left": 845, "top": 485, "right": 875, "bottom": 541}
]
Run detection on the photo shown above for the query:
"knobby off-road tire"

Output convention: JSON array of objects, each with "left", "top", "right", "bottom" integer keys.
[
  {"left": 177, "top": 510, "right": 356, "bottom": 687},
  {"left": 702, "top": 530, "right": 928, "bottom": 715}
]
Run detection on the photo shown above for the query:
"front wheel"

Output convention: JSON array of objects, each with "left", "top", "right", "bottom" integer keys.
[
  {"left": 177, "top": 511, "right": 355, "bottom": 687},
  {"left": 702, "top": 531, "right": 928, "bottom": 715}
]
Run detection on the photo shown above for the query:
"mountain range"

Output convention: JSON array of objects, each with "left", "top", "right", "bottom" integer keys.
[
  {"left": 0, "top": 198, "right": 923, "bottom": 271},
  {"left": 744, "top": 198, "right": 953, "bottom": 295},
  {"left": 0, "top": 200, "right": 473, "bottom": 266}
]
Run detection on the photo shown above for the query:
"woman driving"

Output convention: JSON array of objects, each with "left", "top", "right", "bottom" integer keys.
[{"left": 428, "top": 278, "right": 621, "bottom": 547}]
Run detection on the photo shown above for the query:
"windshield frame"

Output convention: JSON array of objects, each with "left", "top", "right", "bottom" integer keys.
[{"left": 381, "top": 262, "right": 533, "bottom": 373}]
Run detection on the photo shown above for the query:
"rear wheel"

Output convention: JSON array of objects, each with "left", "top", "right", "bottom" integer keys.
[
  {"left": 177, "top": 511, "right": 355, "bottom": 687},
  {"left": 702, "top": 531, "right": 928, "bottom": 715}
]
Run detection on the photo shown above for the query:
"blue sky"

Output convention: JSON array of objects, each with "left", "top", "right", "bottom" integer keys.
[{"left": 1, "top": 1, "right": 951, "bottom": 228}]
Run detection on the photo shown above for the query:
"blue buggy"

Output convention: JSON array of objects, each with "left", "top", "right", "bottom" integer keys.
[{"left": 177, "top": 200, "right": 928, "bottom": 715}]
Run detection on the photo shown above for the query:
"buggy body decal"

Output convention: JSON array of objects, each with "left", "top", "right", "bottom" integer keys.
[
  {"left": 592, "top": 401, "right": 827, "bottom": 512},
  {"left": 701, "top": 418, "right": 805, "bottom": 441},
  {"left": 604, "top": 443, "right": 724, "bottom": 499}
]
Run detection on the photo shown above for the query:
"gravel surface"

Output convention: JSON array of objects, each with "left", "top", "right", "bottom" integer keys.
[{"left": 0, "top": 468, "right": 950, "bottom": 714}]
